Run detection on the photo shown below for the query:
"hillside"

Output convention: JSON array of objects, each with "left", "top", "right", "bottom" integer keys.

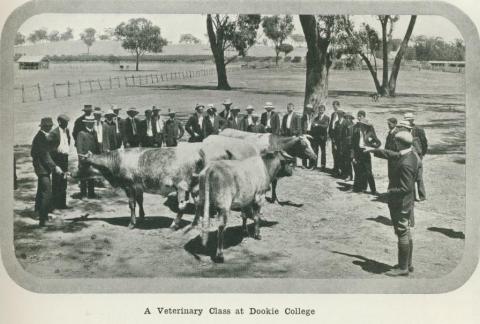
[{"left": 14, "top": 40, "right": 307, "bottom": 58}]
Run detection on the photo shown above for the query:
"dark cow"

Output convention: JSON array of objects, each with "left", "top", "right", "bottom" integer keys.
[
  {"left": 218, "top": 128, "right": 317, "bottom": 203},
  {"left": 78, "top": 138, "right": 260, "bottom": 229},
  {"left": 198, "top": 150, "right": 295, "bottom": 263}
]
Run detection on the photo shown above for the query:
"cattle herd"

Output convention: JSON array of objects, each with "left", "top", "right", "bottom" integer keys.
[{"left": 79, "top": 129, "right": 317, "bottom": 262}]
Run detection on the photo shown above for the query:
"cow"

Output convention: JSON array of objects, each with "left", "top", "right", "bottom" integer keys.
[
  {"left": 77, "top": 138, "right": 260, "bottom": 229},
  {"left": 217, "top": 128, "right": 317, "bottom": 203},
  {"left": 198, "top": 150, "right": 295, "bottom": 263}
]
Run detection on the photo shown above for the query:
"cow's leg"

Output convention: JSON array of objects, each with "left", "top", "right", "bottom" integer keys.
[
  {"left": 135, "top": 186, "right": 145, "bottom": 221},
  {"left": 214, "top": 208, "right": 228, "bottom": 263},
  {"left": 125, "top": 187, "right": 136, "bottom": 229},
  {"left": 170, "top": 185, "right": 188, "bottom": 230},
  {"left": 270, "top": 178, "right": 278, "bottom": 203},
  {"left": 241, "top": 206, "right": 253, "bottom": 237},
  {"left": 252, "top": 203, "right": 263, "bottom": 240}
]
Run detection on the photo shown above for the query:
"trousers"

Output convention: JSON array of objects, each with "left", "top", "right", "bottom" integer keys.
[
  {"left": 51, "top": 153, "right": 68, "bottom": 209},
  {"left": 35, "top": 175, "right": 52, "bottom": 223},
  {"left": 353, "top": 153, "right": 376, "bottom": 192}
]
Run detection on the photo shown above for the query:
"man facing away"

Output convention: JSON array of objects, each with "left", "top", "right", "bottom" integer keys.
[
  {"left": 48, "top": 114, "right": 71, "bottom": 210},
  {"left": 72, "top": 104, "right": 93, "bottom": 146},
  {"left": 31, "top": 117, "right": 64, "bottom": 226},
  {"left": 281, "top": 102, "right": 302, "bottom": 136}
]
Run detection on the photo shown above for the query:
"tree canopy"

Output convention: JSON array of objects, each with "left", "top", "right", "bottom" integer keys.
[
  {"left": 15, "top": 32, "right": 25, "bottom": 45},
  {"left": 60, "top": 27, "right": 74, "bottom": 41},
  {"left": 80, "top": 27, "right": 96, "bottom": 54},
  {"left": 179, "top": 33, "right": 201, "bottom": 44},
  {"left": 262, "top": 15, "right": 294, "bottom": 65}
]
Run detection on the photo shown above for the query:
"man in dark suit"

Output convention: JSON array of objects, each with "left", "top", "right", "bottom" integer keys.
[
  {"left": 164, "top": 110, "right": 185, "bottom": 147},
  {"left": 281, "top": 103, "right": 302, "bottom": 136},
  {"left": 48, "top": 114, "right": 71, "bottom": 210},
  {"left": 103, "top": 109, "right": 118, "bottom": 151},
  {"left": 384, "top": 117, "right": 399, "bottom": 182},
  {"left": 260, "top": 102, "right": 281, "bottom": 135},
  {"left": 366, "top": 131, "right": 419, "bottom": 276},
  {"left": 240, "top": 105, "right": 255, "bottom": 132},
  {"left": 72, "top": 104, "right": 93, "bottom": 146},
  {"left": 77, "top": 115, "right": 99, "bottom": 198},
  {"left": 328, "top": 100, "right": 341, "bottom": 173},
  {"left": 342, "top": 112, "right": 355, "bottom": 181},
  {"left": 351, "top": 110, "right": 381, "bottom": 193},
  {"left": 250, "top": 114, "right": 265, "bottom": 133},
  {"left": 404, "top": 112, "right": 428, "bottom": 201},
  {"left": 227, "top": 107, "right": 242, "bottom": 130},
  {"left": 111, "top": 105, "right": 125, "bottom": 149},
  {"left": 304, "top": 104, "right": 330, "bottom": 170},
  {"left": 218, "top": 99, "right": 233, "bottom": 129},
  {"left": 31, "top": 117, "right": 64, "bottom": 226},
  {"left": 333, "top": 110, "right": 348, "bottom": 177},
  {"left": 185, "top": 104, "right": 206, "bottom": 142},
  {"left": 141, "top": 108, "right": 155, "bottom": 147},
  {"left": 204, "top": 104, "right": 220, "bottom": 137},
  {"left": 151, "top": 106, "right": 164, "bottom": 147},
  {"left": 124, "top": 107, "right": 141, "bottom": 147}
]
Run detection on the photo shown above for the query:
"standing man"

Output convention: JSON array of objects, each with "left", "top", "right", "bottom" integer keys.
[
  {"left": 261, "top": 102, "right": 281, "bottom": 135},
  {"left": 404, "top": 112, "right": 428, "bottom": 201},
  {"left": 111, "top": 105, "right": 124, "bottom": 149},
  {"left": 141, "top": 108, "right": 155, "bottom": 147},
  {"left": 342, "top": 112, "right": 355, "bottom": 181},
  {"left": 204, "top": 104, "right": 220, "bottom": 137},
  {"left": 385, "top": 117, "right": 399, "bottom": 182},
  {"left": 281, "top": 103, "right": 302, "bottom": 136},
  {"left": 333, "top": 110, "right": 348, "bottom": 177},
  {"left": 227, "top": 107, "right": 242, "bottom": 130},
  {"left": 48, "top": 114, "right": 71, "bottom": 210},
  {"left": 93, "top": 108, "right": 109, "bottom": 153},
  {"left": 72, "top": 104, "right": 93, "bottom": 145},
  {"left": 31, "top": 117, "right": 64, "bottom": 226},
  {"left": 77, "top": 115, "right": 99, "bottom": 199},
  {"left": 164, "top": 110, "right": 185, "bottom": 147},
  {"left": 185, "top": 104, "right": 205, "bottom": 142},
  {"left": 250, "top": 114, "right": 265, "bottom": 133},
  {"left": 152, "top": 106, "right": 164, "bottom": 147},
  {"left": 328, "top": 100, "right": 341, "bottom": 174},
  {"left": 219, "top": 99, "right": 233, "bottom": 129},
  {"left": 124, "top": 107, "right": 141, "bottom": 147},
  {"left": 365, "top": 132, "right": 419, "bottom": 276},
  {"left": 305, "top": 104, "right": 330, "bottom": 170},
  {"left": 103, "top": 109, "right": 118, "bottom": 151},
  {"left": 240, "top": 105, "right": 255, "bottom": 132},
  {"left": 351, "top": 110, "right": 381, "bottom": 193}
]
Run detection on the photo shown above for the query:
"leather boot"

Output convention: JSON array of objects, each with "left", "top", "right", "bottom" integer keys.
[
  {"left": 386, "top": 243, "right": 410, "bottom": 277},
  {"left": 408, "top": 239, "right": 414, "bottom": 272}
]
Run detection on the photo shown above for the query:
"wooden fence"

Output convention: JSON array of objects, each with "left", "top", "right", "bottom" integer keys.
[{"left": 14, "top": 66, "right": 243, "bottom": 104}]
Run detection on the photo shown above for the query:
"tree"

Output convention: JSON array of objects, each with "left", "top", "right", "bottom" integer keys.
[
  {"left": 27, "top": 32, "right": 37, "bottom": 44},
  {"left": 48, "top": 30, "right": 60, "bottom": 42},
  {"left": 277, "top": 43, "right": 294, "bottom": 57},
  {"left": 411, "top": 35, "right": 465, "bottom": 61},
  {"left": 206, "top": 14, "right": 261, "bottom": 90},
  {"left": 262, "top": 15, "right": 294, "bottom": 65},
  {"left": 28, "top": 28, "right": 48, "bottom": 43},
  {"left": 80, "top": 28, "right": 96, "bottom": 54},
  {"left": 114, "top": 18, "right": 168, "bottom": 71},
  {"left": 290, "top": 33, "right": 306, "bottom": 46},
  {"left": 60, "top": 27, "right": 74, "bottom": 41},
  {"left": 179, "top": 33, "right": 201, "bottom": 44},
  {"left": 15, "top": 32, "right": 25, "bottom": 45}
]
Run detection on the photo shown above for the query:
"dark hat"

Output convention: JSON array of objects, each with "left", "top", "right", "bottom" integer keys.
[
  {"left": 336, "top": 109, "right": 345, "bottom": 115},
  {"left": 82, "top": 104, "right": 93, "bottom": 112},
  {"left": 387, "top": 117, "right": 398, "bottom": 124},
  {"left": 345, "top": 112, "right": 354, "bottom": 119},
  {"left": 152, "top": 106, "right": 161, "bottom": 111},
  {"left": 57, "top": 114, "right": 70, "bottom": 122},
  {"left": 39, "top": 117, "right": 53, "bottom": 127},
  {"left": 231, "top": 107, "right": 241, "bottom": 112},
  {"left": 168, "top": 109, "right": 176, "bottom": 115}
]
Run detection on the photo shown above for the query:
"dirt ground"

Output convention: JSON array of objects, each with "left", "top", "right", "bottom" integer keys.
[{"left": 13, "top": 64, "right": 465, "bottom": 279}]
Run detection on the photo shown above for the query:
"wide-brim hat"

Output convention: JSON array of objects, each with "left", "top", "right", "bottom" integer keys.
[
  {"left": 144, "top": 108, "right": 152, "bottom": 114},
  {"left": 223, "top": 99, "right": 232, "bottom": 105},
  {"left": 395, "top": 131, "right": 413, "bottom": 145},
  {"left": 404, "top": 112, "right": 415, "bottom": 120},
  {"left": 397, "top": 120, "right": 413, "bottom": 129},
  {"left": 57, "top": 114, "right": 70, "bottom": 122},
  {"left": 305, "top": 104, "right": 313, "bottom": 110},
  {"left": 39, "top": 117, "right": 53, "bottom": 127},
  {"left": 127, "top": 107, "right": 139, "bottom": 114},
  {"left": 387, "top": 117, "right": 398, "bottom": 124},
  {"left": 82, "top": 104, "right": 93, "bottom": 112},
  {"left": 152, "top": 106, "right": 161, "bottom": 111},
  {"left": 264, "top": 102, "right": 274, "bottom": 109},
  {"left": 83, "top": 115, "right": 96, "bottom": 123},
  {"left": 93, "top": 108, "right": 103, "bottom": 115},
  {"left": 336, "top": 109, "right": 345, "bottom": 115},
  {"left": 195, "top": 104, "right": 205, "bottom": 112},
  {"left": 168, "top": 109, "right": 176, "bottom": 115},
  {"left": 231, "top": 107, "right": 241, "bottom": 112},
  {"left": 246, "top": 105, "right": 254, "bottom": 111},
  {"left": 104, "top": 109, "right": 116, "bottom": 117},
  {"left": 111, "top": 104, "right": 121, "bottom": 111}
]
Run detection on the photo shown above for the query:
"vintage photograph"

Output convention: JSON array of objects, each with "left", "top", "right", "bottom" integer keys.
[{"left": 11, "top": 12, "right": 465, "bottom": 280}]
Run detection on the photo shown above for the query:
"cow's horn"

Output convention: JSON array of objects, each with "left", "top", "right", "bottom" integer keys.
[{"left": 280, "top": 150, "right": 294, "bottom": 160}]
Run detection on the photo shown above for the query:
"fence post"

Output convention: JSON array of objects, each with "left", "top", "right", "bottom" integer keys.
[
  {"left": 37, "top": 83, "right": 42, "bottom": 101},
  {"left": 124, "top": 76, "right": 128, "bottom": 87},
  {"left": 118, "top": 77, "right": 121, "bottom": 88},
  {"left": 109, "top": 77, "right": 112, "bottom": 89},
  {"left": 97, "top": 79, "right": 103, "bottom": 90},
  {"left": 89, "top": 80, "right": 93, "bottom": 92},
  {"left": 170, "top": 72, "right": 173, "bottom": 80},
  {"left": 67, "top": 81, "right": 71, "bottom": 97},
  {"left": 52, "top": 82, "right": 57, "bottom": 98},
  {"left": 21, "top": 85, "right": 25, "bottom": 103},
  {"left": 160, "top": 74, "right": 164, "bottom": 81},
  {"left": 132, "top": 74, "right": 135, "bottom": 86},
  {"left": 79, "top": 80, "right": 82, "bottom": 94}
]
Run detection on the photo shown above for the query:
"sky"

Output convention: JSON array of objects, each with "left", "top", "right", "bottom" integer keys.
[{"left": 17, "top": 14, "right": 463, "bottom": 44}]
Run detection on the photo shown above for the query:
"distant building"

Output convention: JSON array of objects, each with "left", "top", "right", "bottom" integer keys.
[
  {"left": 428, "top": 61, "right": 465, "bottom": 73},
  {"left": 17, "top": 55, "right": 49, "bottom": 70}
]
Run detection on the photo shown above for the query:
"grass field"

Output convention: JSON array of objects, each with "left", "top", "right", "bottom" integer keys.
[{"left": 13, "top": 64, "right": 466, "bottom": 280}]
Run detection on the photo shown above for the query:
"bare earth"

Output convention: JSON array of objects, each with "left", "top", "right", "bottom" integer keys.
[{"left": 13, "top": 64, "right": 465, "bottom": 279}]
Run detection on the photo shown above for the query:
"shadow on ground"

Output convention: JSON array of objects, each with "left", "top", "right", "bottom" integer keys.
[
  {"left": 427, "top": 227, "right": 465, "bottom": 239},
  {"left": 366, "top": 215, "right": 392, "bottom": 226},
  {"left": 331, "top": 250, "right": 392, "bottom": 274},
  {"left": 68, "top": 215, "right": 183, "bottom": 230}
]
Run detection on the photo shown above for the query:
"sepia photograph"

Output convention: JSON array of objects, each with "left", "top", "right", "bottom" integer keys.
[{"left": 0, "top": 0, "right": 477, "bottom": 302}]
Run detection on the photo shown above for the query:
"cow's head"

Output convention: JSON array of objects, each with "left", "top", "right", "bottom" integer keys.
[
  {"left": 75, "top": 151, "right": 118, "bottom": 185},
  {"left": 262, "top": 150, "right": 295, "bottom": 179},
  {"left": 286, "top": 135, "right": 317, "bottom": 161}
]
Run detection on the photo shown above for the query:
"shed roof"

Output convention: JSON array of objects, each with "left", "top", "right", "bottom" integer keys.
[{"left": 17, "top": 55, "right": 49, "bottom": 63}]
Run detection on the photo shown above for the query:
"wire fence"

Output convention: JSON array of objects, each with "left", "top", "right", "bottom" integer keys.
[{"left": 14, "top": 66, "right": 244, "bottom": 104}]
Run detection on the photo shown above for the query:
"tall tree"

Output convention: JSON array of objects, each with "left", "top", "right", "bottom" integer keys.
[
  {"left": 60, "top": 27, "right": 74, "bottom": 41},
  {"left": 206, "top": 14, "right": 261, "bottom": 90},
  {"left": 80, "top": 28, "right": 96, "bottom": 54},
  {"left": 15, "top": 32, "right": 25, "bottom": 45},
  {"left": 114, "top": 18, "right": 168, "bottom": 71},
  {"left": 28, "top": 28, "right": 48, "bottom": 44},
  {"left": 262, "top": 15, "right": 294, "bottom": 65},
  {"left": 48, "top": 30, "right": 60, "bottom": 42},
  {"left": 179, "top": 33, "right": 201, "bottom": 44}
]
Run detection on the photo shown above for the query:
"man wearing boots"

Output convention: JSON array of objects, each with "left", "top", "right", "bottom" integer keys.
[{"left": 365, "top": 131, "right": 418, "bottom": 276}]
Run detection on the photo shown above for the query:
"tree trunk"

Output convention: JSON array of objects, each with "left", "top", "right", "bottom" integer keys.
[
  {"left": 136, "top": 52, "right": 140, "bottom": 71},
  {"left": 380, "top": 17, "right": 389, "bottom": 95},
  {"left": 359, "top": 53, "right": 382, "bottom": 94},
  {"left": 388, "top": 15, "right": 417, "bottom": 96},
  {"left": 87, "top": 45, "right": 90, "bottom": 55},
  {"left": 207, "top": 14, "right": 231, "bottom": 90},
  {"left": 300, "top": 15, "right": 330, "bottom": 112}
]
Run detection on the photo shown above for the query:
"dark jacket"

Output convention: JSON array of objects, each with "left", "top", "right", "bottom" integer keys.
[
  {"left": 72, "top": 114, "right": 87, "bottom": 145},
  {"left": 152, "top": 115, "right": 164, "bottom": 145},
  {"left": 333, "top": 118, "right": 349, "bottom": 148},
  {"left": 341, "top": 119, "right": 354, "bottom": 155},
  {"left": 124, "top": 117, "right": 141, "bottom": 147},
  {"left": 351, "top": 121, "right": 381, "bottom": 158},
  {"left": 411, "top": 125, "right": 428, "bottom": 158},
  {"left": 249, "top": 123, "right": 266, "bottom": 133},
  {"left": 164, "top": 118, "right": 185, "bottom": 146},
  {"left": 281, "top": 113, "right": 302, "bottom": 136},
  {"left": 113, "top": 117, "right": 125, "bottom": 149},
  {"left": 218, "top": 109, "right": 232, "bottom": 129},
  {"left": 204, "top": 115, "right": 221, "bottom": 137},
  {"left": 76, "top": 129, "right": 99, "bottom": 155},
  {"left": 240, "top": 114, "right": 254, "bottom": 132},
  {"left": 103, "top": 121, "right": 118, "bottom": 151},
  {"left": 260, "top": 111, "right": 281, "bottom": 135},
  {"left": 31, "top": 131, "right": 57, "bottom": 176},
  {"left": 305, "top": 113, "right": 330, "bottom": 141},
  {"left": 226, "top": 115, "right": 242, "bottom": 130},
  {"left": 49, "top": 126, "right": 71, "bottom": 154},
  {"left": 185, "top": 113, "right": 206, "bottom": 142},
  {"left": 385, "top": 128, "right": 399, "bottom": 152},
  {"left": 328, "top": 111, "right": 339, "bottom": 139}
]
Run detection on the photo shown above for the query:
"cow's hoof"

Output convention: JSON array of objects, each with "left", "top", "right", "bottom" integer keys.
[
  {"left": 254, "top": 234, "right": 262, "bottom": 240},
  {"left": 128, "top": 223, "right": 136, "bottom": 229},
  {"left": 213, "top": 255, "right": 224, "bottom": 263},
  {"left": 169, "top": 222, "right": 180, "bottom": 231}
]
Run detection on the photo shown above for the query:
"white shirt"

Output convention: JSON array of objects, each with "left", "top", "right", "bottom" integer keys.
[
  {"left": 197, "top": 114, "right": 204, "bottom": 129},
  {"left": 155, "top": 116, "right": 163, "bottom": 133},
  {"left": 400, "top": 147, "right": 412, "bottom": 155},
  {"left": 114, "top": 117, "right": 120, "bottom": 134},
  {"left": 332, "top": 111, "right": 338, "bottom": 129},
  {"left": 306, "top": 114, "right": 313, "bottom": 131},
  {"left": 94, "top": 121, "right": 103, "bottom": 143},
  {"left": 286, "top": 113, "right": 293, "bottom": 129},
  {"left": 146, "top": 119, "right": 153, "bottom": 137},
  {"left": 266, "top": 112, "right": 271, "bottom": 128},
  {"left": 57, "top": 127, "right": 70, "bottom": 154},
  {"left": 247, "top": 115, "right": 253, "bottom": 126}
]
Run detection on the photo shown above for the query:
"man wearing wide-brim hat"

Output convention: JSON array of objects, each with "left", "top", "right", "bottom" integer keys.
[
  {"left": 226, "top": 107, "right": 242, "bottom": 130},
  {"left": 205, "top": 104, "right": 220, "bottom": 138},
  {"left": 72, "top": 104, "right": 93, "bottom": 146},
  {"left": 124, "top": 107, "right": 141, "bottom": 147},
  {"left": 77, "top": 115, "right": 99, "bottom": 199},
  {"left": 164, "top": 109, "right": 185, "bottom": 147},
  {"left": 240, "top": 105, "right": 255, "bottom": 132},
  {"left": 101, "top": 109, "right": 118, "bottom": 151},
  {"left": 250, "top": 113, "right": 266, "bottom": 133},
  {"left": 185, "top": 104, "right": 206, "bottom": 142},
  {"left": 218, "top": 98, "right": 233, "bottom": 125},
  {"left": 48, "top": 114, "right": 72, "bottom": 210},
  {"left": 31, "top": 117, "right": 64, "bottom": 226},
  {"left": 260, "top": 102, "right": 281, "bottom": 135},
  {"left": 110, "top": 105, "right": 125, "bottom": 149},
  {"left": 151, "top": 106, "right": 164, "bottom": 147}
]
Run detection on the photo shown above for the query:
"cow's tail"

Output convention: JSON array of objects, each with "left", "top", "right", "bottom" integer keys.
[{"left": 201, "top": 169, "right": 210, "bottom": 247}]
